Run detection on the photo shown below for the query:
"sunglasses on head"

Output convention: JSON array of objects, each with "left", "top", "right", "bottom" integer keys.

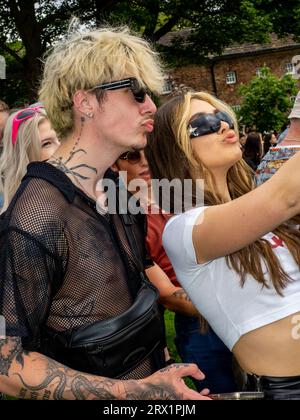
[
  {"left": 90, "top": 77, "right": 149, "bottom": 103},
  {"left": 119, "top": 150, "right": 143, "bottom": 165},
  {"left": 12, "top": 105, "right": 44, "bottom": 145},
  {"left": 188, "top": 111, "right": 234, "bottom": 139}
]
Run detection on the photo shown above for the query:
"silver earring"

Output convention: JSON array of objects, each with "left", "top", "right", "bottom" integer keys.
[{"left": 86, "top": 112, "right": 94, "bottom": 118}]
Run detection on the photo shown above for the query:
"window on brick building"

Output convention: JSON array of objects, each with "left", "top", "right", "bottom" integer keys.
[
  {"left": 226, "top": 71, "right": 237, "bottom": 85},
  {"left": 162, "top": 76, "right": 173, "bottom": 95},
  {"left": 256, "top": 68, "right": 263, "bottom": 77},
  {"left": 285, "top": 63, "right": 295, "bottom": 75},
  {"left": 232, "top": 105, "right": 241, "bottom": 112}
]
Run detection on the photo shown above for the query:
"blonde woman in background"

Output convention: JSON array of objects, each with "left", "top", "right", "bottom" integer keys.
[{"left": 0, "top": 105, "right": 60, "bottom": 213}]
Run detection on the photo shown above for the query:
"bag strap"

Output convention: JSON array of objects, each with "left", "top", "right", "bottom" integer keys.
[
  {"left": 120, "top": 213, "right": 145, "bottom": 274},
  {"left": 115, "top": 185, "right": 146, "bottom": 273},
  {"left": 109, "top": 187, "right": 149, "bottom": 298}
]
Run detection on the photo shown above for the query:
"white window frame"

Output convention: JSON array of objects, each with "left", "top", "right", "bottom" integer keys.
[
  {"left": 162, "top": 76, "right": 173, "bottom": 95},
  {"left": 285, "top": 62, "right": 295, "bottom": 75},
  {"left": 256, "top": 68, "right": 263, "bottom": 77},
  {"left": 226, "top": 71, "right": 237, "bottom": 85},
  {"left": 232, "top": 105, "right": 241, "bottom": 112}
]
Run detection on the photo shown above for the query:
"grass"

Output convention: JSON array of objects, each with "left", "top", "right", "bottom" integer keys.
[
  {"left": 164, "top": 310, "right": 180, "bottom": 362},
  {"left": 164, "top": 310, "right": 196, "bottom": 390}
]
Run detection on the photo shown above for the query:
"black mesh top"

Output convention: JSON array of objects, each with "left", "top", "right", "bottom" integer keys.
[{"left": 0, "top": 162, "right": 155, "bottom": 379}]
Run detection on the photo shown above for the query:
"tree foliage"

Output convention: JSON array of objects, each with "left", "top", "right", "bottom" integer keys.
[
  {"left": 237, "top": 67, "right": 298, "bottom": 133},
  {"left": 0, "top": 42, "right": 29, "bottom": 107},
  {"left": 1, "top": 0, "right": 300, "bottom": 105},
  {"left": 249, "top": 0, "right": 300, "bottom": 40}
]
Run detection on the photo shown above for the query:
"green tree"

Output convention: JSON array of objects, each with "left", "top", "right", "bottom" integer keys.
[
  {"left": 238, "top": 67, "right": 298, "bottom": 133},
  {"left": 0, "top": 0, "right": 83, "bottom": 102},
  {"left": 0, "top": 41, "right": 30, "bottom": 107},
  {"left": 250, "top": 0, "right": 300, "bottom": 40},
  {"left": 1, "top": 0, "right": 300, "bottom": 104}
]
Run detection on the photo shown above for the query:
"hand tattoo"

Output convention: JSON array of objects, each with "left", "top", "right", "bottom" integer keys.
[{"left": 125, "top": 384, "right": 179, "bottom": 400}]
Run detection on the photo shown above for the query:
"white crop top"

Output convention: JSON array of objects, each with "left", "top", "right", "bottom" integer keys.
[{"left": 163, "top": 206, "right": 300, "bottom": 350}]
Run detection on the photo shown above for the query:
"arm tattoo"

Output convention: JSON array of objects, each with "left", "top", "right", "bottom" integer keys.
[
  {"left": 1, "top": 339, "right": 188, "bottom": 400},
  {"left": 1, "top": 337, "right": 117, "bottom": 400},
  {"left": 49, "top": 149, "right": 98, "bottom": 180},
  {"left": 18, "top": 388, "right": 27, "bottom": 399},
  {"left": 15, "top": 357, "right": 118, "bottom": 400},
  {"left": 0, "top": 337, "right": 24, "bottom": 376},
  {"left": 173, "top": 289, "right": 191, "bottom": 302}
]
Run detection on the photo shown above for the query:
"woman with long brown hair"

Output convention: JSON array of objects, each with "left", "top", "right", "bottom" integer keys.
[{"left": 146, "top": 91, "right": 300, "bottom": 399}]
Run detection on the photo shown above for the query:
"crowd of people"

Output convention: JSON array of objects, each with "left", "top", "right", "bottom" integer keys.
[
  {"left": 1, "top": 25, "right": 300, "bottom": 401},
  {"left": 241, "top": 127, "right": 286, "bottom": 171}
]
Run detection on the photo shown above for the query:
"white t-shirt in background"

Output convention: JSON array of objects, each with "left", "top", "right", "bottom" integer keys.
[{"left": 163, "top": 206, "right": 300, "bottom": 350}]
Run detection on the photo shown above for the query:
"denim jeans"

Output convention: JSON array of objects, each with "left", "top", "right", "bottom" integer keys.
[{"left": 175, "top": 313, "right": 236, "bottom": 393}]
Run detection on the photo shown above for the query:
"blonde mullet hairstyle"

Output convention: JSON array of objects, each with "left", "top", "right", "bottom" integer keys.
[
  {"left": 39, "top": 25, "right": 165, "bottom": 139},
  {"left": 0, "top": 109, "right": 47, "bottom": 213},
  {"left": 147, "top": 91, "right": 300, "bottom": 295}
]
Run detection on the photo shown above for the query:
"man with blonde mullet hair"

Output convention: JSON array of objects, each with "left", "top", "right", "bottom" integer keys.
[{"left": 0, "top": 26, "right": 210, "bottom": 400}]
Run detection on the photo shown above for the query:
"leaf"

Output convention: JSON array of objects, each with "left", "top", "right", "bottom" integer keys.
[{"left": 238, "top": 66, "right": 298, "bottom": 132}]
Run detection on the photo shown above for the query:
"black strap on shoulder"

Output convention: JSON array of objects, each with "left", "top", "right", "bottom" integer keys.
[
  {"left": 114, "top": 187, "right": 150, "bottom": 296},
  {"left": 121, "top": 213, "right": 144, "bottom": 273},
  {"left": 118, "top": 210, "right": 153, "bottom": 298}
]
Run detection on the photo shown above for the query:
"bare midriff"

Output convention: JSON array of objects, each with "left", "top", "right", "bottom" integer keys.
[{"left": 233, "top": 312, "right": 300, "bottom": 377}]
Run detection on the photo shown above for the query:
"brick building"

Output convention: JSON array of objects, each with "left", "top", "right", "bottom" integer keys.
[{"left": 161, "top": 32, "right": 300, "bottom": 109}]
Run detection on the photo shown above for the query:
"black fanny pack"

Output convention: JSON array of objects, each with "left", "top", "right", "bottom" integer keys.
[{"left": 40, "top": 281, "right": 165, "bottom": 378}]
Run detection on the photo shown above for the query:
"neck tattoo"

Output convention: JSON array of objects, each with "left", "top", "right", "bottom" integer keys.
[{"left": 49, "top": 116, "right": 98, "bottom": 182}]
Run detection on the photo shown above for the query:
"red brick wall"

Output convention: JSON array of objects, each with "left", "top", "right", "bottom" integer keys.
[
  {"left": 168, "top": 48, "right": 300, "bottom": 106},
  {"left": 169, "top": 64, "right": 214, "bottom": 93}
]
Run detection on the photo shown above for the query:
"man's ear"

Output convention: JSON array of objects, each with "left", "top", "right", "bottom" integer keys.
[
  {"left": 111, "top": 163, "right": 120, "bottom": 173},
  {"left": 73, "top": 90, "right": 94, "bottom": 117}
]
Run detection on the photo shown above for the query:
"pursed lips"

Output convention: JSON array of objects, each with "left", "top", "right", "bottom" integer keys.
[
  {"left": 139, "top": 169, "right": 150, "bottom": 177},
  {"left": 223, "top": 132, "right": 238, "bottom": 144},
  {"left": 142, "top": 119, "right": 154, "bottom": 132}
]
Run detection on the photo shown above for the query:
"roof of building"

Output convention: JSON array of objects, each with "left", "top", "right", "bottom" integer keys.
[
  {"left": 222, "top": 33, "right": 300, "bottom": 57},
  {"left": 159, "top": 30, "right": 300, "bottom": 58}
]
